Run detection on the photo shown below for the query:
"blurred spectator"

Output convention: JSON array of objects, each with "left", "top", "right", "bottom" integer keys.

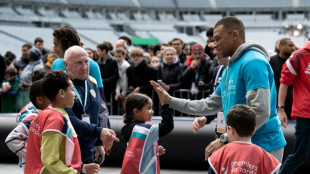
[
  {"left": 34, "top": 37, "right": 49, "bottom": 61},
  {"left": 126, "top": 48, "right": 157, "bottom": 98},
  {"left": 85, "top": 48, "right": 99, "bottom": 62},
  {"left": 205, "top": 41, "right": 218, "bottom": 68},
  {"left": 153, "top": 44, "right": 162, "bottom": 59},
  {"left": 4, "top": 51, "right": 16, "bottom": 67},
  {"left": 183, "top": 43, "right": 190, "bottom": 56},
  {"left": 206, "top": 27, "right": 215, "bottom": 42},
  {"left": 44, "top": 48, "right": 57, "bottom": 70},
  {"left": 171, "top": 37, "right": 187, "bottom": 64},
  {"left": 103, "top": 40, "right": 114, "bottom": 53},
  {"left": 114, "top": 48, "right": 130, "bottom": 112},
  {"left": 149, "top": 56, "right": 160, "bottom": 69},
  {"left": 116, "top": 39, "right": 131, "bottom": 63},
  {"left": 274, "top": 39, "right": 280, "bottom": 53},
  {"left": 17, "top": 48, "right": 43, "bottom": 111},
  {"left": 160, "top": 44, "right": 168, "bottom": 55},
  {"left": 0, "top": 54, "right": 5, "bottom": 112},
  {"left": 14, "top": 43, "right": 32, "bottom": 74},
  {"left": 119, "top": 36, "right": 134, "bottom": 52},
  {"left": 181, "top": 43, "right": 213, "bottom": 95},
  {"left": 0, "top": 54, "right": 5, "bottom": 83},
  {"left": 147, "top": 44, "right": 155, "bottom": 57},
  {"left": 270, "top": 38, "right": 295, "bottom": 119},
  {"left": 97, "top": 43, "right": 119, "bottom": 111},
  {"left": 156, "top": 47, "right": 184, "bottom": 94},
  {"left": 0, "top": 66, "right": 20, "bottom": 113},
  {"left": 143, "top": 52, "right": 151, "bottom": 63}
]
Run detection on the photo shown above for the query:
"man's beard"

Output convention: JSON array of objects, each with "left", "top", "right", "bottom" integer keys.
[{"left": 284, "top": 52, "right": 293, "bottom": 58}]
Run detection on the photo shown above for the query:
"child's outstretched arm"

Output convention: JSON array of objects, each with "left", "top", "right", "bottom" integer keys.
[{"left": 158, "top": 104, "right": 174, "bottom": 137}]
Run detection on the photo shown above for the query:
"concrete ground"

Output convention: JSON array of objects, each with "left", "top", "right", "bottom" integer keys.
[{"left": 0, "top": 163, "right": 206, "bottom": 174}]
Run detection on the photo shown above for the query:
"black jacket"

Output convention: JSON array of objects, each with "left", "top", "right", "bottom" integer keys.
[
  {"left": 126, "top": 60, "right": 157, "bottom": 97},
  {"left": 98, "top": 57, "right": 119, "bottom": 101},
  {"left": 156, "top": 61, "right": 184, "bottom": 93},
  {"left": 181, "top": 56, "right": 213, "bottom": 90}
]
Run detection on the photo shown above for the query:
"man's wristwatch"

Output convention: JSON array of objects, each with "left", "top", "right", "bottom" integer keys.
[
  {"left": 277, "top": 105, "right": 285, "bottom": 109},
  {"left": 219, "top": 134, "right": 230, "bottom": 144}
]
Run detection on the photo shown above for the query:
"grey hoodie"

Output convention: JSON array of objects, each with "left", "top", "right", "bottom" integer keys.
[{"left": 170, "top": 41, "right": 270, "bottom": 129}]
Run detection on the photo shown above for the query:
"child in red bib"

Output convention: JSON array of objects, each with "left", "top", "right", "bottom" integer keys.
[
  {"left": 24, "top": 70, "right": 100, "bottom": 174},
  {"left": 208, "top": 105, "right": 281, "bottom": 174},
  {"left": 121, "top": 93, "right": 174, "bottom": 174}
]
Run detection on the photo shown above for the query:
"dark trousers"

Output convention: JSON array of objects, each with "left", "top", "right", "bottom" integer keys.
[{"left": 279, "top": 117, "right": 310, "bottom": 174}]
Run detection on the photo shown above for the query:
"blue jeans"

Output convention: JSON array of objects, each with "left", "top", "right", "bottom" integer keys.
[{"left": 279, "top": 117, "right": 310, "bottom": 174}]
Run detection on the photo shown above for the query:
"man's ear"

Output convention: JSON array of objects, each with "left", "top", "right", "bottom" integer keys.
[
  {"left": 232, "top": 30, "right": 239, "bottom": 40},
  {"left": 63, "top": 60, "right": 68, "bottom": 68}
]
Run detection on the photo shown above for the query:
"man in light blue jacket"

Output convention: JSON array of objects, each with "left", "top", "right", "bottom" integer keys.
[{"left": 151, "top": 16, "right": 286, "bottom": 163}]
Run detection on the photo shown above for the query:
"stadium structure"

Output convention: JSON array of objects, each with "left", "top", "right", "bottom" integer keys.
[{"left": 0, "top": 0, "right": 309, "bottom": 58}]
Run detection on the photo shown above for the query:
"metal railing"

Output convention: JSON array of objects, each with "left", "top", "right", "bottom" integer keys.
[{"left": 107, "top": 89, "right": 210, "bottom": 116}]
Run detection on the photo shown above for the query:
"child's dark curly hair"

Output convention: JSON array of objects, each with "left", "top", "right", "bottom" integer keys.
[
  {"left": 123, "top": 93, "right": 150, "bottom": 124},
  {"left": 41, "top": 70, "right": 71, "bottom": 102}
]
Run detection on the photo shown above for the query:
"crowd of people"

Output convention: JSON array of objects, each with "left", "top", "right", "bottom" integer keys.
[{"left": 1, "top": 15, "right": 310, "bottom": 174}]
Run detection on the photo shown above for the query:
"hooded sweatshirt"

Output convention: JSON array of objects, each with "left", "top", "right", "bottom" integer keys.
[{"left": 169, "top": 41, "right": 286, "bottom": 152}]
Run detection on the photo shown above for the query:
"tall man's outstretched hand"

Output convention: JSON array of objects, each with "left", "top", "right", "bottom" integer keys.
[{"left": 150, "top": 81, "right": 171, "bottom": 105}]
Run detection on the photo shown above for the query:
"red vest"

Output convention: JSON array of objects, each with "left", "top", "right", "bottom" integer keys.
[
  {"left": 208, "top": 141, "right": 281, "bottom": 174},
  {"left": 121, "top": 124, "right": 160, "bottom": 174},
  {"left": 24, "top": 107, "right": 81, "bottom": 174}
]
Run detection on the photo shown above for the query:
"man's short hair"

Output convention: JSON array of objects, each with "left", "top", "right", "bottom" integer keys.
[
  {"left": 34, "top": 37, "right": 44, "bottom": 44},
  {"left": 4, "top": 66, "right": 17, "bottom": 77},
  {"left": 97, "top": 43, "right": 110, "bottom": 52},
  {"left": 41, "top": 70, "right": 71, "bottom": 102},
  {"left": 5, "top": 51, "right": 16, "bottom": 60},
  {"left": 115, "top": 47, "right": 126, "bottom": 56},
  {"left": 53, "top": 26, "right": 81, "bottom": 52},
  {"left": 226, "top": 104, "right": 256, "bottom": 137},
  {"left": 215, "top": 16, "right": 245, "bottom": 41},
  {"left": 29, "top": 80, "right": 44, "bottom": 108},
  {"left": 22, "top": 43, "right": 32, "bottom": 49},
  {"left": 279, "top": 38, "right": 291, "bottom": 46},
  {"left": 171, "top": 37, "right": 183, "bottom": 44}
]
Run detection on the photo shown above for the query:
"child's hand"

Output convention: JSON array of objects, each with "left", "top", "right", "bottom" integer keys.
[
  {"left": 84, "top": 163, "right": 100, "bottom": 174},
  {"left": 158, "top": 145, "right": 166, "bottom": 156}
]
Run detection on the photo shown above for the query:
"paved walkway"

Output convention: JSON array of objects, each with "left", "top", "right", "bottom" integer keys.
[{"left": 0, "top": 163, "right": 206, "bottom": 174}]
